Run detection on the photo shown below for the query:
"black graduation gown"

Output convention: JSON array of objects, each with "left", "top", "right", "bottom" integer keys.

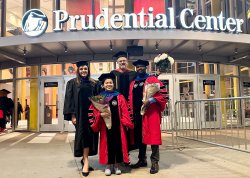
[
  {"left": 111, "top": 70, "right": 136, "bottom": 100},
  {"left": 130, "top": 79, "right": 145, "bottom": 150},
  {"left": 0, "top": 96, "right": 14, "bottom": 128},
  {"left": 63, "top": 78, "right": 99, "bottom": 157},
  {"left": 106, "top": 96, "right": 123, "bottom": 164}
]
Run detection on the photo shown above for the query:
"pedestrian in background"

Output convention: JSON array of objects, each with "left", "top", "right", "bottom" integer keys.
[{"left": 17, "top": 98, "right": 23, "bottom": 126}]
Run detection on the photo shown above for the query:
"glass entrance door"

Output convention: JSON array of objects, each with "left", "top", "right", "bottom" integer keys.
[
  {"left": 241, "top": 78, "right": 250, "bottom": 126},
  {"left": 40, "top": 77, "right": 63, "bottom": 131},
  {"left": 199, "top": 75, "right": 220, "bottom": 128},
  {"left": 174, "top": 75, "right": 198, "bottom": 129},
  {"left": 157, "top": 74, "right": 173, "bottom": 131}
]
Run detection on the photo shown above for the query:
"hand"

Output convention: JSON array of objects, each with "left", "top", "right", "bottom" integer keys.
[
  {"left": 143, "top": 99, "right": 150, "bottom": 108},
  {"left": 71, "top": 115, "right": 76, "bottom": 125},
  {"left": 101, "top": 112, "right": 111, "bottom": 118}
]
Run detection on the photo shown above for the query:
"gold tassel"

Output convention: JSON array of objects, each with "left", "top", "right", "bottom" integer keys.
[{"left": 116, "top": 76, "right": 118, "bottom": 89}]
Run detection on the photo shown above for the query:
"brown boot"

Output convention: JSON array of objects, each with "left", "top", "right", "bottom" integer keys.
[{"left": 150, "top": 162, "right": 159, "bottom": 174}]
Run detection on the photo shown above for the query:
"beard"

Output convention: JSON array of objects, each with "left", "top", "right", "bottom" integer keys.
[{"left": 119, "top": 64, "right": 127, "bottom": 69}]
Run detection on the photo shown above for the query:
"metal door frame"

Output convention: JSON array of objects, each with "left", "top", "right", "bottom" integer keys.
[
  {"left": 39, "top": 77, "right": 63, "bottom": 131},
  {"left": 174, "top": 75, "right": 198, "bottom": 129},
  {"left": 198, "top": 75, "right": 221, "bottom": 128}
]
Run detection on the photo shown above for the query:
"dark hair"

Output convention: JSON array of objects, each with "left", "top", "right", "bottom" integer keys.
[
  {"left": 101, "top": 77, "right": 115, "bottom": 84},
  {"left": 76, "top": 65, "right": 96, "bottom": 86}
]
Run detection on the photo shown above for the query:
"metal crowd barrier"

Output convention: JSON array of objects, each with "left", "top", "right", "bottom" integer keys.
[
  {"left": 173, "top": 96, "right": 250, "bottom": 153},
  {"left": 161, "top": 100, "right": 172, "bottom": 132}
]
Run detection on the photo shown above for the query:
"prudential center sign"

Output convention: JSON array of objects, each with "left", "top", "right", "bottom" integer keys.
[{"left": 22, "top": 7, "right": 244, "bottom": 37}]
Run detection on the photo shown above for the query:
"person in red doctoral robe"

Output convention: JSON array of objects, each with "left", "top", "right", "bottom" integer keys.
[
  {"left": 89, "top": 73, "right": 134, "bottom": 176},
  {"left": 128, "top": 59, "right": 167, "bottom": 174}
]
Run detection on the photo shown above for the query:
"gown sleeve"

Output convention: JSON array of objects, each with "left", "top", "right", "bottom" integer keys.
[
  {"left": 63, "top": 79, "right": 75, "bottom": 121},
  {"left": 88, "top": 104, "right": 102, "bottom": 132},
  {"left": 118, "top": 95, "right": 134, "bottom": 129},
  {"left": 149, "top": 76, "right": 167, "bottom": 112}
]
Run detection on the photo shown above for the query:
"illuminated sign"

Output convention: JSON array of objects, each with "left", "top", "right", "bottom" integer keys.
[
  {"left": 22, "top": 7, "right": 244, "bottom": 37},
  {"left": 21, "top": 9, "right": 48, "bottom": 37}
]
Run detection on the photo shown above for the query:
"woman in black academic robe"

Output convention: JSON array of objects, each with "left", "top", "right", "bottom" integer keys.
[{"left": 63, "top": 61, "right": 99, "bottom": 177}]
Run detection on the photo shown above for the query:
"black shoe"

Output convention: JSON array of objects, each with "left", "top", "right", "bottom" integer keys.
[
  {"left": 89, "top": 166, "right": 94, "bottom": 171},
  {"left": 130, "top": 159, "right": 147, "bottom": 169},
  {"left": 124, "top": 162, "right": 130, "bottom": 166},
  {"left": 150, "top": 162, "right": 159, "bottom": 174},
  {"left": 82, "top": 172, "right": 89, "bottom": 177},
  {"left": 81, "top": 159, "right": 94, "bottom": 171}
]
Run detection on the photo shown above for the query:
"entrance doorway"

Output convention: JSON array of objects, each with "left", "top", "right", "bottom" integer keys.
[
  {"left": 174, "top": 75, "right": 198, "bottom": 129},
  {"left": 199, "top": 75, "right": 220, "bottom": 128},
  {"left": 241, "top": 77, "right": 250, "bottom": 126},
  {"left": 16, "top": 79, "right": 31, "bottom": 131},
  {"left": 158, "top": 74, "right": 221, "bottom": 129},
  {"left": 39, "top": 77, "right": 63, "bottom": 131}
]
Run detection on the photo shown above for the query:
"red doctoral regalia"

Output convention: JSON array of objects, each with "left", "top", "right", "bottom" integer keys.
[
  {"left": 89, "top": 94, "right": 134, "bottom": 164},
  {"left": 128, "top": 76, "right": 167, "bottom": 145}
]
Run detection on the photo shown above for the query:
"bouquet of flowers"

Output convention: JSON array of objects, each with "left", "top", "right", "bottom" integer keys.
[
  {"left": 154, "top": 53, "right": 174, "bottom": 72},
  {"left": 140, "top": 82, "right": 160, "bottom": 115},
  {"left": 89, "top": 95, "right": 113, "bottom": 129}
]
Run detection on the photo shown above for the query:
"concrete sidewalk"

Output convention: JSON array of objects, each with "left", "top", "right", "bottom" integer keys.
[{"left": 0, "top": 131, "right": 250, "bottom": 178}]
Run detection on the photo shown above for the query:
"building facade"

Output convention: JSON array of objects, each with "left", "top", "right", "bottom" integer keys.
[{"left": 0, "top": 0, "right": 250, "bottom": 132}]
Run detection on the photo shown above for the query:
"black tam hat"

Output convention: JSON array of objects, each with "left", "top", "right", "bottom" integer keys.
[
  {"left": 132, "top": 59, "right": 149, "bottom": 67},
  {"left": 0, "top": 89, "right": 11, "bottom": 94},
  {"left": 98, "top": 73, "right": 116, "bottom": 83},
  {"left": 75, "top": 61, "right": 89, "bottom": 67},
  {"left": 113, "top": 51, "right": 127, "bottom": 59}
]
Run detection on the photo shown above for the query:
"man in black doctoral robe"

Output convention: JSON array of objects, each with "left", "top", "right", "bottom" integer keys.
[{"left": 111, "top": 51, "right": 137, "bottom": 100}]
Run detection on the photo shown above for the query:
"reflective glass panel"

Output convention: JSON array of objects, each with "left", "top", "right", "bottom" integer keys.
[
  {"left": 41, "top": 64, "right": 62, "bottom": 76},
  {"left": 199, "top": 63, "right": 217, "bottom": 74},
  {"left": 17, "top": 66, "right": 38, "bottom": 78},
  {"left": 240, "top": 66, "right": 250, "bottom": 77},
  {"left": 40, "top": 0, "right": 54, "bottom": 32},
  {"left": 176, "top": 62, "right": 196, "bottom": 74},
  {"left": 44, "top": 83, "right": 58, "bottom": 125},
  {"left": 16, "top": 79, "right": 31, "bottom": 130},
  {"left": 6, "top": 0, "right": 23, "bottom": 36},
  {"left": 64, "top": 63, "right": 77, "bottom": 75},
  {"left": 220, "top": 64, "right": 238, "bottom": 76},
  {"left": 0, "top": 68, "right": 13, "bottom": 79}
]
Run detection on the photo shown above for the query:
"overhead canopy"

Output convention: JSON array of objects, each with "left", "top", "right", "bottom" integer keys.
[{"left": 0, "top": 30, "right": 249, "bottom": 68}]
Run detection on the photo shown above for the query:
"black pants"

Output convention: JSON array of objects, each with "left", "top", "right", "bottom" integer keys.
[
  {"left": 138, "top": 144, "right": 159, "bottom": 163},
  {"left": 150, "top": 145, "right": 159, "bottom": 163},
  {"left": 0, "top": 118, "right": 6, "bottom": 128},
  {"left": 138, "top": 143, "right": 147, "bottom": 160}
]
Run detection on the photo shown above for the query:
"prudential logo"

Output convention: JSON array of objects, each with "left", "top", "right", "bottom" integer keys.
[{"left": 22, "top": 9, "right": 48, "bottom": 37}]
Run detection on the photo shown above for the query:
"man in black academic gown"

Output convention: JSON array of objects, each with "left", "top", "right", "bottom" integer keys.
[{"left": 111, "top": 51, "right": 137, "bottom": 100}]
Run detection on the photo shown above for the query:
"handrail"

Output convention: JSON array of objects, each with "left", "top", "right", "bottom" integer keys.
[{"left": 175, "top": 96, "right": 250, "bottom": 103}]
